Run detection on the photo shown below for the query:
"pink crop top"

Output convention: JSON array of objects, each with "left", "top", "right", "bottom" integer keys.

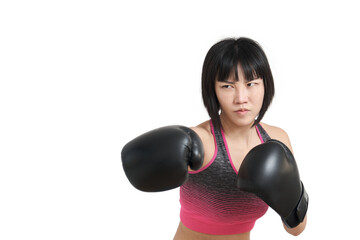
[{"left": 179, "top": 121, "right": 270, "bottom": 235}]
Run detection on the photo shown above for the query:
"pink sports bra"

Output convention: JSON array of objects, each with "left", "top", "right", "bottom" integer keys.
[{"left": 179, "top": 121, "right": 270, "bottom": 235}]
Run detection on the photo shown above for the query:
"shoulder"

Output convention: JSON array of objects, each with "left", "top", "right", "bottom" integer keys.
[
  {"left": 260, "top": 122, "right": 289, "bottom": 142},
  {"left": 189, "top": 121, "right": 215, "bottom": 171},
  {"left": 190, "top": 120, "right": 213, "bottom": 143},
  {"left": 190, "top": 120, "right": 215, "bottom": 156},
  {"left": 260, "top": 122, "right": 294, "bottom": 152}
]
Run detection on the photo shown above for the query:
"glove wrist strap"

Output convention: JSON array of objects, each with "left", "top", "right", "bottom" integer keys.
[{"left": 282, "top": 181, "right": 309, "bottom": 228}]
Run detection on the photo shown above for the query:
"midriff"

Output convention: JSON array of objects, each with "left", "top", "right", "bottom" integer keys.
[{"left": 174, "top": 222, "right": 250, "bottom": 240}]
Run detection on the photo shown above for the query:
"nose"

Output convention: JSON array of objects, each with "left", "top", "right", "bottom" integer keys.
[{"left": 234, "top": 85, "right": 248, "bottom": 104}]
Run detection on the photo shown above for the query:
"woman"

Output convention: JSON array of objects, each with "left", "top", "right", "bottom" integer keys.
[
  {"left": 173, "top": 37, "right": 307, "bottom": 239},
  {"left": 121, "top": 37, "right": 308, "bottom": 240}
]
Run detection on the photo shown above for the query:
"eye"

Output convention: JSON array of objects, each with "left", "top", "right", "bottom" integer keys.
[
  {"left": 221, "top": 84, "right": 233, "bottom": 89},
  {"left": 247, "top": 82, "right": 257, "bottom": 87}
]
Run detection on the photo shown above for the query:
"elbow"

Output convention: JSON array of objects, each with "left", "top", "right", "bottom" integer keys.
[
  {"left": 284, "top": 214, "right": 307, "bottom": 236},
  {"left": 284, "top": 225, "right": 305, "bottom": 237},
  {"left": 289, "top": 230, "right": 303, "bottom": 237},
  {"left": 284, "top": 225, "right": 304, "bottom": 236}
]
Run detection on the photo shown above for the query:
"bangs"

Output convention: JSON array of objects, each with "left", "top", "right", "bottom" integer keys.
[{"left": 216, "top": 42, "right": 265, "bottom": 82}]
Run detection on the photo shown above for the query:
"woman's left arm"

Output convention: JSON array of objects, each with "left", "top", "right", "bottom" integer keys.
[
  {"left": 283, "top": 214, "right": 307, "bottom": 236},
  {"left": 270, "top": 125, "right": 308, "bottom": 236}
]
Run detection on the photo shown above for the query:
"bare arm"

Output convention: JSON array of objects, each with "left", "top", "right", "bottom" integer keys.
[{"left": 189, "top": 121, "right": 215, "bottom": 172}]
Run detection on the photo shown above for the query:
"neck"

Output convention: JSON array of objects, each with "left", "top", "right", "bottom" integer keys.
[{"left": 220, "top": 114, "right": 256, "bottom": 143}]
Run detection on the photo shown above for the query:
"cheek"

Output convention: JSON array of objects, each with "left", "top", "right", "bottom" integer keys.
[
  {"left": 253, "top": 88, "right": 265, "bottom": 108},
  {"left": 216, "top": 92, "right": 232, "bottom": 109},
  {"left": 258, "top": 91, "right": 265, "bottom": 104}
]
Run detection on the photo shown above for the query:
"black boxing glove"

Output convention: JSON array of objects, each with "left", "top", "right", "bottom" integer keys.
[
  {"left": 121, "top": 125, "right": 204, "bottom": 192},
  {"left": 237, "top": 139, "right": 308, "bottom": 228}
]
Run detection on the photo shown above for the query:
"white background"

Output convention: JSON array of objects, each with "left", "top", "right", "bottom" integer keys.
[{"left": 1, "top": 0, "right": 359, "bottom": 239}]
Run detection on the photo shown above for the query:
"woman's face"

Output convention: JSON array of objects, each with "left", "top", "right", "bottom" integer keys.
[{"left": 215, "top": 66, "right": 265, "bottom": 127}]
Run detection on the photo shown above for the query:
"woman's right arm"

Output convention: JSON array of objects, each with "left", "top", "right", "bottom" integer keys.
[
  {"left": 189, "top": 121, "right": 215, "bottom": 172},
  {"left": 121, "top": 125, "right": 204, "bottom": 192}
]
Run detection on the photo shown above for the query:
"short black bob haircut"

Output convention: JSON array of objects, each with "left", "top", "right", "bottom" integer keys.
[{"left": 201, "top": 37, "right": 275, "bottom": 130}]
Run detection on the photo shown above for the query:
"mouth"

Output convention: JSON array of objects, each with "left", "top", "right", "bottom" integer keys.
[
  {"left": 234, "top": 108, "right": 250, "bottom": 115},
  {"left": 235, "top": 108, "right": 249, "bottom": 113}
]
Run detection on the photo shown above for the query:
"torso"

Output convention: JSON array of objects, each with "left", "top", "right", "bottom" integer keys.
[
  {"left": 192, "top": 120, "right": 268, "bottom": 171},
  {"left": 222, "top": 128, "right": 262, "bottom": 172},
  {"left": 175, "top": 120, "right": 291, "bottom": 240},
  {"left": 174, "top": 222, "right": 250, "bottom": 240}
]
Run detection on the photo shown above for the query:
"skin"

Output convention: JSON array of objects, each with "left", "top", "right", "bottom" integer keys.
[{"left": 174, "top": 66, "right": 307, "bottom": 240}]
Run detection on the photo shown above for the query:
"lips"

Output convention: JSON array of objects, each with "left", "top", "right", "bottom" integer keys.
[
  {"left": 236, "top": 108, "right": 249, "bottom": 113},
  {"left": 234, "top": 108, "right": 250, "bottom": 116}
]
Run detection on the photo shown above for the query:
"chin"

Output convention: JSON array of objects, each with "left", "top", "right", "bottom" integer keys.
[
  {"left": 220, "top": 113, "right": 256, "bottom": 127},
  {"left": 233, "top": 118, "right": 255, "bottom": 127}
]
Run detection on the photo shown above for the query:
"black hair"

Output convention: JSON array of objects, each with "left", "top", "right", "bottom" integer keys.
[{"left": 201, "top": 37, "right": 275, "bottom": 130}]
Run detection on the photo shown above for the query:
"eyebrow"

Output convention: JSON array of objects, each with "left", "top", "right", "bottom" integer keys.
[
  {"left": 220, "top": 79, "right": 260, "bottom": 84},
  {"left": 220, "top": 79, "right": 236, "bottom": 84}
]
